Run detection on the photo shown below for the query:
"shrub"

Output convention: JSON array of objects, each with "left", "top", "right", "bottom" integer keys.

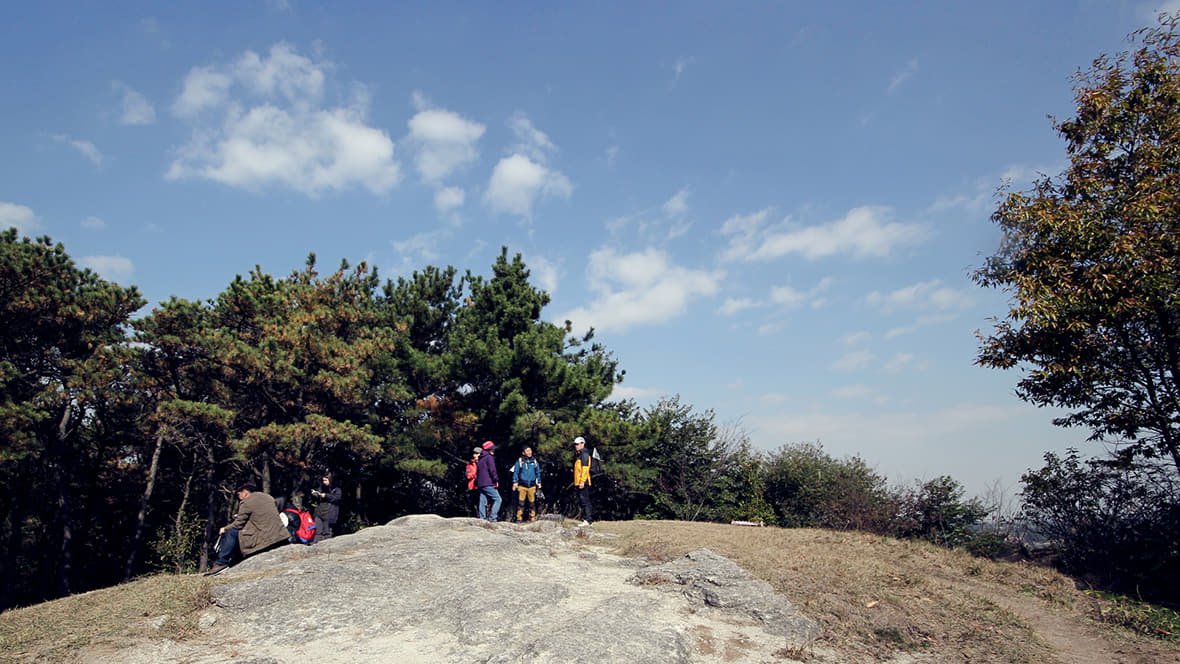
[
  {"left": 762, "top": 442, "right": 894, "bottom": 531},
  {"left": 892, "top": 476, "right": 989, "bottom": 548},
  {"left": 1020, "top": 451, "right": 1180, "bottom": 603}
]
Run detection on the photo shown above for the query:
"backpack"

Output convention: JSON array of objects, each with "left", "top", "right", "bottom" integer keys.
[
  {"left": 589, "top": 448, "right": 605, "bottom": 478},
  {"left": 283, "top": 507, "right": 316, "bottom": 543}
]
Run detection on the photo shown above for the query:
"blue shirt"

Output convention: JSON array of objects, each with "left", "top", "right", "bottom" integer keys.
[{"left": 511, "top": 457, "right": 542, "bottom": 486}]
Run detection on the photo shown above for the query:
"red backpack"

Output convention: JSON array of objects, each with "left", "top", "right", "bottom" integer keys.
[{"left": 283, "top": 507, "right": 317, "bottom": 543}]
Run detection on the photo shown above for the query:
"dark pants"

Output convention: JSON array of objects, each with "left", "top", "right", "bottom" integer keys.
[
  {"left": 313, "top": 516, "right": 334, "bottom": 542},
  {"left": 214, "top": 528, "right": 241, "bottom": 566},
  {"left": 578, "top": 485, "right": 593, "bottom": 523}
]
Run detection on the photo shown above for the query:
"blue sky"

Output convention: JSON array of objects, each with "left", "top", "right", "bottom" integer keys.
[{"left": 3, "top": 1, "right": 1176, "bottom": 498}]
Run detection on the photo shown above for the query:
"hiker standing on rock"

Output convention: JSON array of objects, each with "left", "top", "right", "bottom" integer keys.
[
  {"left": 207, "top": 480, "right": 289, "bottom": 575},
  {"left": 311, "top": 471, "right": 342, "bottom": 542},
  {"left": 572, "top": 436, "right": 593, "bottom": 527},
  {"left": 476, "top": 440, "right": 502, "bottom": 522},
  {"left": 511, "top": 445, "right": 543, "bottom": 522}
]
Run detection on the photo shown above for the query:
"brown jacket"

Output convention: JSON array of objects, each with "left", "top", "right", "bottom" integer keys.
[{"left": 228, "top": 491, "right": 289, "bottom": 556}]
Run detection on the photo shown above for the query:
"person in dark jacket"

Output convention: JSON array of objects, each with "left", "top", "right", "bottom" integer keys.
[
  {"left": 311, "top": 471, "right": 342, "bottom": 542},
  {"left": 572, "top": 436, "right": 593, "bottom": 527},
  {"left": 475, "top": 440, "right": 502, "bottom": 521},
  {"left": 207, "top": 480, "right": 288, "bottom": 575},
  {"left": 511, "top": 446, "right": 543, "bottom": 522}
]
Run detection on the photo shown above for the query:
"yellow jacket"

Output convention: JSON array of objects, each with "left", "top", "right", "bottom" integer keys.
[{"left": 574, "top": 449, "right": 592, "bottom": 486}]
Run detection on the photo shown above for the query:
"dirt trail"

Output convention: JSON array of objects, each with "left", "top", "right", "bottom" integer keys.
[{"left": 948, "top": 579, "right": 1179, "bottom": 664}]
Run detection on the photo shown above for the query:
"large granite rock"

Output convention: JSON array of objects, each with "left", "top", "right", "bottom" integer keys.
[{"left": 88, "top": 515, "right": 820, "bottom": 663}]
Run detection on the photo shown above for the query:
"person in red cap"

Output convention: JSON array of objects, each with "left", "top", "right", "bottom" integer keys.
[{"left": 475, "top": 440, "right": 502, "bottom": 521}]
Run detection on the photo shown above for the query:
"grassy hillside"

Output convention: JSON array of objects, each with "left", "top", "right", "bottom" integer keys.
[
  {"left": 599, "top": 521, "right": 1178, "bottom": 663},
  {"left": 2, "top": 520, "right": 1177, "bottom": 663}
]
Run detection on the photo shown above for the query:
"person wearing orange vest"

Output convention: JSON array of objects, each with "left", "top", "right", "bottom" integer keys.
[
  {"left": 572, "top": 436, "right": 593, "bottom": 527},
  {"left": 465, "top": 446, "right": 481, "bottom": 516}
]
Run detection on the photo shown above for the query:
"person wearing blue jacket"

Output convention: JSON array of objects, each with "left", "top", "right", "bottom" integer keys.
[{"left": 511, "top": 446, "right": 543, "bottom": 522}]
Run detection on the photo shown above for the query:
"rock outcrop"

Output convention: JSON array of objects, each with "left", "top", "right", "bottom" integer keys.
[{"left": 89, "top": 515, "right": 820, "bottom": 663}]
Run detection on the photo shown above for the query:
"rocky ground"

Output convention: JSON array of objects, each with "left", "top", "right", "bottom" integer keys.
[{"left": 78, "top": 515, "right": 826, "bottom": 663}]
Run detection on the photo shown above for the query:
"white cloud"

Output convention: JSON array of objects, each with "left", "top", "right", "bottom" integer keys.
[
  {"left": 888, "top": 58, "right": 919, "bottom": 94},
  {"left": 831, "top": 349, "right": 875, "bottom": 372},
  {"left": 663, "top": 188, "right": 689, "bottom": 217},
  {"left": 406, "top": 103, "right": 485, "bottom": 182},
  {"left": 769, "top": 277, "right": 832, "bottom": 310},
  {"left": 721, "top": 206, "right": 925, "bottom": 262},
  {"left": 559, "top": 247, "right": 723, "bottom": 333},
  {"left": 483, "top": 154, "right": 572, "bottom": 217},
  {"left": 674, "top": 56, "right": 696, "bottom": 81},
  {"left": 605, "top": 145, "right": 619, "bottom": 167},
  {"left": 390, "top": 229, "right": 451, "bottom": 275},
  {"left": 769, "top": 285, "right": 807, "bottom": 308},
  {"left": 0, "top": 202, "right": 38, "bottom": 235},
  {"left": 881, "top": 352, "right": 925, "bottom": 373},
  {"left": 115, "top": 83, "right": 156, "bottom": 125},
  {"left": 832, "top": 384, "right": 875, "bottom": 399},
  {"left": 434, "top": 186, "right": 465, "bottom": 213},
  {"left": 51, "top": 134, "right": 103, "bottom": 166},
  {"left": 611, "top": 385, "right": 663, "bottom": 402},
  {"left": 168, "top": 42, "right": 400, "bottom": 196},
  {"left": 866, "top": 279, "right": 975, "bottom": 313},
  {"left": 885, "top": 313, "right": 959, "bottom": 339},
  {"left": 80, "top": 255, "right": 134, "bottom": 282},
  {"left": 508, "top": 111, "right": 557, "bottom": 163},
  {"left": 81, "top": 216, "right": 106, "bottom": 230},
  {"left": 718, "top": 297, "right": 759, "bottom": 316},
  {"left": 172, "top": 66, "right": 232, "bottom": 118},
  {"left": 757, "top": 321, "right": 784, "bottom": 336},
  {"left": 525, "top": 253, "right": 559, "bottom": 295},
  {"left": 607, "top": 188, "right": 696, "bottom": 243},
  {"left": 841, "top": 331, "right": 871, "bottom": 346}
]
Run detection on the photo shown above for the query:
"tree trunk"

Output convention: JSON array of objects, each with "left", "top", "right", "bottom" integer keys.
[
  {"left": 173, "top": 457, "right": 196, "bottom": 574},
  {"left": 261, "top": 453, "right": 272, "bottom": 494},
  {"left": 51, "top": 402, "right": 78, "bottom": 598},
  {"left": 124, "top": 429, "right": 165, "bottom": 581},
  {"left": 0, "top": 507, "right": 19, "bottom": 610},
  {"left": 200, "top": 443, "right": 217, "bottom": 573}
]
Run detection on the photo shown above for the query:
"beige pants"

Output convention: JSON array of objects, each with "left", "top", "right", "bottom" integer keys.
[{"left": 516, "top": 485, "right": 538, "bottom": 521}]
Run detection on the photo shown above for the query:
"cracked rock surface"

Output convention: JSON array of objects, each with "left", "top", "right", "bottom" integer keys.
[{"left": 82, "top": 515, "right": 820, "bottom": 663}]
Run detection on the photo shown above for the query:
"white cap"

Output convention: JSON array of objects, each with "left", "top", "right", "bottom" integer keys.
[{"left": 573, "top": 436, "right": 586, "bottom": 445}]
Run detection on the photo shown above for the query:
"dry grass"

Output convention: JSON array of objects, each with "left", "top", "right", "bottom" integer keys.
[
  {"left": 596, "top": 520, "right": 1172, "bottom": 664},
  {"left": 0, "top": 574, "right": 212, "bottom": 663},
  {"left": 3, "top": 520, "right": 1178, "bottom": 664}
]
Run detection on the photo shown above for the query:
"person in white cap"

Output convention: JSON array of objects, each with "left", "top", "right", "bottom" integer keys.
[{"left": 572, "top": 436, "right": 593, "bottom": 526}]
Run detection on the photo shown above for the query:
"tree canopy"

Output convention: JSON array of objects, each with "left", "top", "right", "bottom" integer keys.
[
  {"left": 0, "top": 235, "right": 997, "bottom": 607},
  {"left": 973, "top": 16, "right": 1180, "bottom": 478}
]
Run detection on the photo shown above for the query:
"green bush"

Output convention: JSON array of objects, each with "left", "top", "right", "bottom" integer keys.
[
  {"left": 1088, "top": 591, "right": 1180, "bottom": 641},
  {"left": 1021, "top": 451, "right": 1180, "bottom": 603},
  {"left": 150, "top": 515, "right": 204, "bottom": 575},
  {"left": 892, "top": 476, "right": 989, "bottom": 547},
  {"left": 761, "top": 442, "right": 894, "bottom": 532}
]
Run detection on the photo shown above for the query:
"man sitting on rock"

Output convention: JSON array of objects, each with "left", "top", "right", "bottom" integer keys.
[{"left": 206, "top": 480, "right": 289, "bottom": 575}]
